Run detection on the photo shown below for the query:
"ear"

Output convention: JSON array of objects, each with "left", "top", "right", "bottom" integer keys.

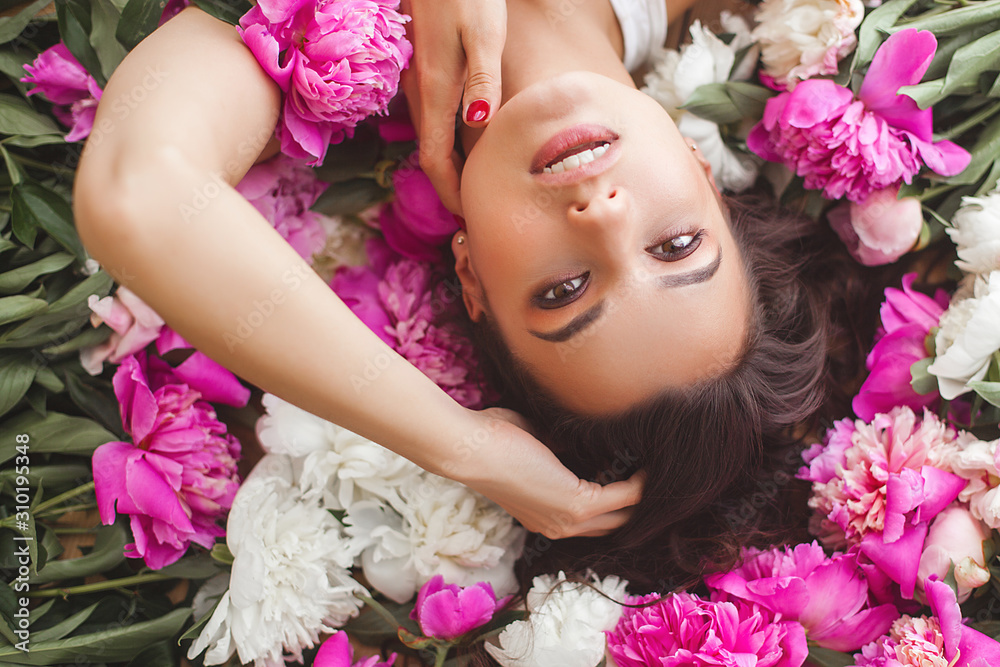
[
  {"left": 451, "top": 232, "right": 486, "bottom": 321},
  {"left": 685, "top": 137, "right": 720, "bottom": 194}
]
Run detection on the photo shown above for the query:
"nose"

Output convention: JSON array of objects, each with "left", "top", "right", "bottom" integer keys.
[{"left": 566, "top": 184, "right": 629, "bottom": 230}]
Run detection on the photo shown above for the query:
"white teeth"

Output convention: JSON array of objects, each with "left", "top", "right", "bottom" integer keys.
[{"left": 542, "top": 143, "right": 609, "bottom": 174}]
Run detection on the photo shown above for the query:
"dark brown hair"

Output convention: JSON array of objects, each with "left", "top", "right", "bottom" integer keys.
[{"left": 466, "top": 188, "right": 900, "bottom": 595}]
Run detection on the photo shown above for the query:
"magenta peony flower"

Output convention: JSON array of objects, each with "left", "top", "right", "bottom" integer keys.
[
  {"left": 853, "top": 577, "right": 1000, "bottom": 667},
  {"left": 379, "top": 164, "right": 459, "bottom": 261},
  {"left": 828, "top": 186, "right": 924, "bottom": 265},
  {"left": 798, "top": 406, "right": 968, "bottom": 598},
  {"left": 20, "top": 42, "right": 102, "bottom": 142},
  {"left": 705, "top": 541, "right": 898, "bottom": 652},
  {"left": 853, "top": 273, "right": 948, "bottom": 421},
  {"left": 606, "top": 590, "right": 808, "bottom": 667},
  {"left": 314, "top": 631, "right": 396, "bottom": 667},
  {"left": 747, "top": 29, "right": 970, "bottom": 203},
  {"left": 158, "top": 0, "right": 191, "bottom": 26},
  {"left": 409, "top": 574, "right": 510, "bottom": 641},
  {"left": 81, "top": 286, "right": 166, "bottom": 376},
  {"left": 237, "top": 0, "right": 412, "bottom": 166},
  {"left": 331, "top": 240, "right": 493, "bottom": 408},
  {"left": 93, "top": 350, "right": 248, "bottom": 569},
  {"left": 235, "top": 153, "right": 330, "bottom": 261}
]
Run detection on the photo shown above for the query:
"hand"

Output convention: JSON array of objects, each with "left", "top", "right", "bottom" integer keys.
[
  {"left": 399, "top": 0, "right": 507, "bottom": 216},
  {"left": 447, "top": 407, "right": 646, "bottom": 540}
]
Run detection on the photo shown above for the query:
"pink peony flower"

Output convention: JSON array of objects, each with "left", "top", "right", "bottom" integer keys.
[
  {"left": 331, "top": 240, "right": 493, "bottom": 408},
  {"left": 747, "top": 29, "right": 970, "bottom": 204},
  {"left": 705, "top": 541, "right": 898, "bottom": 652},
  {"left": 854, "top": 577, "right": 1000, "bottom": 667},
  {"left": 93, "top": 350, "right": 248, "bottom": 569},
  {"left": 20, "top": 42, "right": 102, "bottom": 142},
  {"left": 606, "top": 590, "right": 808, "bottom": 667},
  {"left": 81, "top": 286, "right": 166, "bottom": 376},
  {"left": 237, "top": 0, "right": 412, "bottom": 166},
  {"left": 378, "top": 163, "right": 459, "bottom": 261},
  {"left": 314, "top": 631, "right": 396, "bottom": 667},
  {"left": 828, "top": 186, "right": 925, "bottom": 265},
  {"left": 798, "top": 406, "right": 967, "bottom": 598},
  {"left": 235, "top": 153, "right": 330, "bottom": 261},
  {"left": 158, "top": 0, "right": 191, "bottom": 26},
  {"left": 409, "top": 574, "right": 510, "bottom": 641},
  {"left": 917, "top": 504, "right": 991, "bottom": 603},
  {"left": 853, "top": 273, "right": 948, "bottom": 421}
]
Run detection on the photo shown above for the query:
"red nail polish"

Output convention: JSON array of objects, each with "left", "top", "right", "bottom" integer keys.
[
  {"left": 453, "top": 214, "right": 467, "bottom": 231},
  {"left": 466, "top": 100, "right": 489, "bottom": 123}
]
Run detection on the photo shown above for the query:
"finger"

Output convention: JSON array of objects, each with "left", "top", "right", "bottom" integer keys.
[
  {"left": 591, "top": 470, "right": 646, "bottom": 513},
  {"left": 417, "top": 69, "right": 465, "bottom": 215},
  {"left": 570, "top": 508, "right": 636, "bottom": 537},
  {"left": 460, "top": 5, "right": 506, "bottom": 128}
]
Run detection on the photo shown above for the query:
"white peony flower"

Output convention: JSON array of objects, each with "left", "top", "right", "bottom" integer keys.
[
  {"left": 485, "top": 570, "right": 629, "bottom": 667},
  {"left": 642, "top": 15, "right": 760, "bottom": 193},
  {"left": 948, "top": 191, "right": 1000, "bottom": 275},
  {"left": 187, "top": 456, "right": 367, "bottom": 667},
  {"left": 255, "top": 392, "right": 424, "bottom": 510},
  {"left": 309, "top": 212, "right": 376, "bottom": 284},
  {"left": 753, "top": 0, "right": 864, "bottom": 89},
  {"left": 345, "top": 474, "right": 526, "bottom": 603},
  {"left": 928, "top": 271, "right": 1000, "bottom": 399},
  {"left": 944, "top": 432, "right": 1000, "bottom": 529}
]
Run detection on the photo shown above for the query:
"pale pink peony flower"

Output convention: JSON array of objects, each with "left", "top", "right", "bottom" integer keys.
[
  {"left": 917, "top": 504, "right": 991, "bottom": 603},
  {"left": 409, "top": 575, "right": 511, "bottom": 641},
  {"left": 752, "top": 0, "right": 864, "bottom": 90},
  {"left": 798, "top": 407, "right": 968, "bottom": 598},
  {"left": 20, "top": 42, "right": 102, "bottom": 142},
  {"left": 606, "top": 590, "right": 808, "bottom": 667},
  {"left": 747, "top": 29, "right": 970, "bottom": 204},
  {"left": 237, "top": 0, "right": 412, "bottom": 166},
  {"left": 705, "top": 542, "right": 898, "bottom": 652},
  {"left": 828, "top": 186, "right": 925, "bottom": 265},
  {"left": 852, "top": 273, "right": 948, "bottom": 421},
  {"left": 944, "top": 433, "right": 1000, "bottom": 530},
  {"left": 93, "top": 351, "right": 248, "bottom": 569},
  {"left": 235, "top": 153, "right": 330, "bottom": 261},
  {"left": 331, "top": 240, "right": 493, "bottom": 408},
  {"left": 314, "top": 631, "right": 396, "bottom": 667},
  {"left": 378, "top": 163, "right": 459, "bottom": 261},
  {"left": 81, "top": 286, "right": 166, "bottom": 376}
]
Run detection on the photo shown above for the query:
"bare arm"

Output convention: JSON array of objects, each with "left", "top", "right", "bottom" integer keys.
[{"left": 72, "top": 6, "right": 642, "bottom": 539}]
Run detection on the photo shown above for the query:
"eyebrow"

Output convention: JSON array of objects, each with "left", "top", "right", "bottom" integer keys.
[{"left": 528, "top": 247, "right": 724, "bottom": 343}]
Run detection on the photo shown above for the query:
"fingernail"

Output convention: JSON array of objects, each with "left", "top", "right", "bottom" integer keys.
[
  {"left": 453, "top": 214, "right": 467, "bottom": 231},
  {"left": 466, "top": 99, "right": 490, "bottom": 123}
]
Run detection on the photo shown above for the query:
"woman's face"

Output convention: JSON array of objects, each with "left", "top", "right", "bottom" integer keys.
[{"left": 455, "top": 72, "right": 752, "bottom": 416}]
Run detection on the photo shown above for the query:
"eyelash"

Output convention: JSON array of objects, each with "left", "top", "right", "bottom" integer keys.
[{"left": 533, "top": 230, "right": 705, "bottom": 309}]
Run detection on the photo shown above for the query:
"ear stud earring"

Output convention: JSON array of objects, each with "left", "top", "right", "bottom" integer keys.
[{"left": 456, "top": 236, "right": 466, "bottom": 245}]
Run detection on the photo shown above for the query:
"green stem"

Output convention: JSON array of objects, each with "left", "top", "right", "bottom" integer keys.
[
  {"left": 434, "top": 645, "right": 449, "bottom": 667},
  {"left": 35, "top": 502, "right": 97, "bottom": 519},
  {"left": 32, "top": 481, "right": 95, "bottom": 515},
  {"left": 938, "top": 103, "right": 1000, "bottom": 141},
  {"left": 10, "top": 154, "right": 76, "bottom": 176},
  {"left": 28, "top": 573, "right": 174, "bottom": 598}
]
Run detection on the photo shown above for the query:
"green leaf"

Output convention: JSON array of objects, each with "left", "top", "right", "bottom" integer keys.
[
  {"left": 0, "top": 50, "right": 34, "bottom": 99},
  {"left": 0, "top": 411, "right": 117, "bottom": 466},
  {"left": 312, "top": 178, "right": 388, "bottom": 216},
  {"left": 0, "top": 295, "right": 48, "bottom": 326},
  {"left": 63, "top": 370, "right": 125, "bottom": 437},
  {"left": 891, "top": 0, "right": 1000, "bottom": 36},
  {"left": 0, "top": 143, "right": 24, "bottom": 188},
  {"left": 55, "top": 0, "right": 107, "bottom": 89},
  {"left": 30, "top": 602, "right": 100, "bottom": 643},
  {"left": 126, "top": 641, "right": 176, "bottom": 667},
  {"left": 11, "top": 181, "right": 87, "bottom": 262},
  {"left": 969, "top": 380, "right": 1000, "bottom": 408},
  {"left": 209, "top": 543, "right": 233, "bottom": 566},
  {"left": 32, "top": 365, "right": 63, "bottom": 393},
  {"left": 0, "top": 0, "right": 55, "bottom": 45},
  {"left": 911, "top": 356, "right": 938, "bottom": 395},
  {"left": 90, "top": 0, "right": 128, "bottom": 82},
  {"left": 31, "top": 524, "right": 128, "bottom": 584},
  {"left": 946, "top": 113, "right": 1000, "bottom": 185},
  {"left": 0, "top": 463, "right": 90, "bottom": 489},
  {"left": 0, "top": 352, "right": 38, "bottom": 418},
  {"left": 41, "top": 325, "right": 111, "bottom": 356},
  {"left": 939, "top": 30, "right": 1000, "bottom": 101},
  {"left": 3, "top": 135, "right": 67, "bottom": 148},
  {"left": 0, "top": 607, "right": 191, "bottom": 665},
  {"left": 850, "top": 0, "right": 923, "bottom": 75},
  {"left": 189, "top": 0, "right": 252, "bottom": 25},
  {"left": 154, "top": 552, "right": 222, "bottom": 580},
  {"left": 1, "top": 269, "right": 113, "bottom": 342},
  {"left": 807, "top": 645, "right": 856, "bottom": 667},
  {"left": 0, "top": 253, "right": 74, "bottom": 295},
  {"left": 178, "top": 593, "right": 221, "bottom": 644},
  {"left": 0, "top": 95, "right": 61, "bottom": 137},
  {"left": 682, "top": 82, "right": 742, "bottom": 125},
  {"left": 117, "top": 0, "right": 170, "bottom": 51}
]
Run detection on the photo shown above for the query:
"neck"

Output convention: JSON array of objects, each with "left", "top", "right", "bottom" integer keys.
[{"left": 459, "top": 0, "right": 634, "bottom": 155}]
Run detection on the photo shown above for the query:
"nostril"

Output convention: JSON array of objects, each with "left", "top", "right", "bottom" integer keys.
[
  {"left": 575, "top": 204, "right": 587, "bottom": 212},
  {"left": 609, "top": 189, "right": 618, "bottom": 198}
]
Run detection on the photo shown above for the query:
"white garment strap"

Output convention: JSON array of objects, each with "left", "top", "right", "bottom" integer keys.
[{"left": 608, "top": 0, "right": 669, "bottom": 73}]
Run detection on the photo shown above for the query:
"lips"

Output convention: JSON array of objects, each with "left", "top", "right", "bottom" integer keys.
[{"left": 531, "top": 124, "right": 620, "bottom": 174}]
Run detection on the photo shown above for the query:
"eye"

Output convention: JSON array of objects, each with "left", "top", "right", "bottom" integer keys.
[
  {"left": 535, "top": 273, "right": 589, "bottom": 309},
  {"left": 648, "top": 230, "right": 704, "bottom": 261}
]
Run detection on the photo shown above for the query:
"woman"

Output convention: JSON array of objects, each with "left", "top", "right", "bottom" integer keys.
[{"left": 72, "top": 0, "right": 884, "bottom": 589}]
